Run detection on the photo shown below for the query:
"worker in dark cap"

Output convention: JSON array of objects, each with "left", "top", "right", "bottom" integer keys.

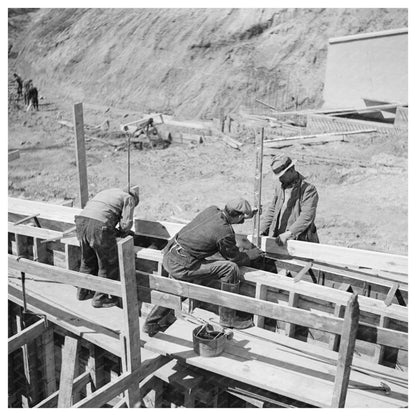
[
  {"left": 143, "top": 198, "right": 264, "bottom": 336},
  {"left": 74, "top": 186, "right": 140, "bottom": 308},
  {"left": 260, "top": 155, "right": 319, "bottom": 245}
]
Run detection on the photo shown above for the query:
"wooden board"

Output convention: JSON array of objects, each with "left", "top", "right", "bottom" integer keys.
[
  {"left": 145, "top": 318, "right": 407, "bottom": 407},
  {"left": 255, "top": 237, "right": 408, "bottom": 276}
]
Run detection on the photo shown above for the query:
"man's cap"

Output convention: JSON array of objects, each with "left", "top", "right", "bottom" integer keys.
[
  {"left": 271, "top": 155, "right": 297, "bottom": 177},
  {"left": 124, "top": 185, "right": 140, "bottom": 205},
  {"left": 225, "top": 198, "right": 254, "bottom": 219}
]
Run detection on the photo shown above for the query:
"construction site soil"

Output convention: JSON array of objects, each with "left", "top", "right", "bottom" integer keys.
[{"left": 8, "top": 8, "right": 408, "bottom": 255}]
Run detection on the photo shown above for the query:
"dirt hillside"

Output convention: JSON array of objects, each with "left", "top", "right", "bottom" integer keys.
[
  {"left": 9, "top": 8, "right": 408, "bottom": 118},
  {"left": 8, "top": 8, "right": 408, "bottom": 255}
]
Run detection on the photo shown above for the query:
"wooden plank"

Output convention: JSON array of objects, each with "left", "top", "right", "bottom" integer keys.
[
  {"left": 36, "top": 370, "right": 90, "bottom": 408},
  {"left": 41, "top": 326, "right": 57, "bottom": 396},
  {"left": 34, "top": 237, "right": 50, "bottom": 263},
  {"left": 253, "top": 283, "right": 267, "bottom": 328},
  {"left": 331, "top": 294, "right": 359, "bottom": 407},
  {"left": 293, "top": 262, "right": 313, "bottom": 282},
  {"left": 264, "top": 129, "right": 376, "bottom": 148},
  {"left": 285, "top": 291, "right": 300, "bottom": 337},
  {"left": 8, "top": 319, "right": 47, "bottom": 354},
  {"left": 139, "top": 272, "right": 345, "bottom": 335},
  {"left": 140, "top": 272, "right": 407, "bottom": 350},
  {"left": 257, "top": 237, "right": 408, "bottom": 275},
  {"left": 252, "top": 128, "right": 264, "bottom": 247},
  {"left": 384, "top": 283, "right": 400, "bottom": 306},
  {"left": 9, "top": 254, "right": 122, "bottom": 297},
  {"left": 15, "top": 310, "right": 41, "bottom": 406},
  {"left": 13, "top": 214, "right": 40, "bottom": 226},
  {"left": 73, "top": 371, "right": 133, "bottom": 408},
  {"left": 118, "top": 237, "right": 142, "bottom": 407},
  {"left": 65, "top": 244, "right": 80, "bottom": 271},
  {"left": 57, "top": 335, "right": 79, "bottom": 407},
  {"left": 73, "top": 102, "right": 89, "bottom": 208},
  {"left": 241, "top": 267, "right": 407, "bottom": 323},
  {"left": 8, "top": 281, "right": 122, "bottom": 357},
  {"left": 8, "top": 149, "right": 20, "bottom": 161},
  {"left": 146, "top": 319, "right": 406, "bottom": 407}
]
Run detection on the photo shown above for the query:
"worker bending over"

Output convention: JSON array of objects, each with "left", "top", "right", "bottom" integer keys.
[
  {"left": 74, "top": 186, "right": 140, "bottom": 308},
  {"left": 143, "top": 198, "right": 263, "bottom": 336},
  {"left": 261, "top": 155, "right": 319, "bottom": 245}
]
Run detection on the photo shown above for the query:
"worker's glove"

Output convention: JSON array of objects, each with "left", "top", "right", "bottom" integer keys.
[
  {"left": 246, "top": 247, "right": 264, "bottom": 260},
  {"left": 276, "top": 231, "right": 293, "bottom": 246}
]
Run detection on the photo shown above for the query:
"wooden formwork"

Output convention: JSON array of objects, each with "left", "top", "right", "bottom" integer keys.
[{"left": 8, "top": 197, "right": 408, "bottom": 407}]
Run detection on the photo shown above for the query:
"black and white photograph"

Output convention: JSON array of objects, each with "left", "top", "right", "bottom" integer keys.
[{"left": 6, "top": 3, "right": 410, "bottom": 409}]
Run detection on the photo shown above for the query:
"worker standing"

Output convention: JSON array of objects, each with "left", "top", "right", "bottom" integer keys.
[
  {"left": 260, "top": 155, "right": 319, "bottom": 245},
  {"left": 143, "top": 198, "right": 263, "bottom": 336},
  {"left": 13, "top": 73, "right": 23, "bottom": 100},
  {"left": 74, "top": 186, "right": 140, "bottom": 308}
]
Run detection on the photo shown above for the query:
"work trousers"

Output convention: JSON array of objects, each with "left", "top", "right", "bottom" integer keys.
[
  {"left": 75, "top": 216, "right": 119, "bottom": 303},
  {"left": 144, "top": 246, "right": 241, "bottom": 327}
]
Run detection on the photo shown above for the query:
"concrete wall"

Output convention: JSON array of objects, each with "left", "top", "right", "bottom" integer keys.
[{"left": 322, "top": 28, "right": 408, "bottom": 109}]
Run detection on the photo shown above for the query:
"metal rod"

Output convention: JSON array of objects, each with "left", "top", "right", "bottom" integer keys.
[{"left": 21, "top": 272, "right": 28, "bottom": 313}]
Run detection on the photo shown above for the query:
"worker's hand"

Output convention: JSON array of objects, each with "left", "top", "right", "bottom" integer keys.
[
  {"left": 276, "top": 231, "right": 293, "bottom": 246},
  {"left": 246, "top": 247, "right": 264, "bottom": 260}
]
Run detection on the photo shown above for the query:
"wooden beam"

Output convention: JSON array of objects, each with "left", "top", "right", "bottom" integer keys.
[
  {"left": 384, "top": 282, "right": 400, "bottom": 306},
  {"left": 253, "top": 283, "right": 267, "bottom": 328},
  {"left": 57, "top": 335, "right": 79, "bottom": 407},
  {"left": 138, "top": 272, "right": 345, "bottom": 335},
  {"left": 41, "top": 326, "right": 57, "bottom": 396},
  {"left": 73, "top": 102, "right": 88, "bottom": 208},
  {"left": 9, "top": 254, "right": 122, "bottom": 297},
  {"left": 293, "top": 262, "right": 313, "bottom": 282},
  {"left": 8, "top": 319, "right": 47, "bottom": 354},
  {"left": 35, "top": 370, "right": 90, "bottom": 408},
  {"left": 256, "top": 237, "right": 408, "bottom": 275},
  {"left": 8, "top": 149, "right": 20, "bottom": 161},
  {"left": 73, "top": 371, "right": 133, "bottom": 408},
  {"left": 264, "top": 129, "right": 376, "bottom": 144},
  {"left": 118, "top": 236, "right": 142, "bottom": 407},
  {"left": 331, "top": 294, "right": 360, "bottom": 407}
]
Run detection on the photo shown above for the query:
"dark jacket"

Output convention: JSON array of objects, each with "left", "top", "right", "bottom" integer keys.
[
  {"left": 78, "top": 188, "right": 136, "bottom": 232},
  {"left": 260, "top": 174, "right": 319, "bottom": 242},
  {"left": 173, "top": 205, "right": 250, "bottom": 266}
]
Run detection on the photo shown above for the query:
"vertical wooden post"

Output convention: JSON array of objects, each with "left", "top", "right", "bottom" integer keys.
[
  {"left": 253, "top": 283, "right": 267, "bottom": 328},
  {"left": 16, "top": 311, "right": 40, "bottom": 407},
  {"left": 328, "top": 284, "right": 353, "bottom": 352},
  {"left": 57, "top": 335, "right": 79, "bottom": 407},
  {"left": 65, "top": 245, "right": 80, "bottom": 271},
  {"left": 73, "top": 102, "right": 88, "bottom": 208},
  {"left": 252, "top": 128, "right": 264, "bottom": 247},
  {"left": 41, "top": 326, "right": 57, "bottom": 396},
  {"left": 118, "top": 236, "right": 142, "bottom": 407},
  {"left": 34, "top": 238, "right": 50, "bottom": 264},
  {"left": 285, "top": 291, "right": 300, "bottom": 337},
  {"left": 331, "top": 294, "right": 359, "bottom": 408}
]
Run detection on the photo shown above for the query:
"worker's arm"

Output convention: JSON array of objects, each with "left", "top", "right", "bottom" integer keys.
[
  {"left": 118, "top": 195, "right": 136, "bottom": 232},
  {"left": 217, "top": 235, "right": 262, "bottom": 266},
  {"left": 287, "top": 184, "right": 319, "bottom": 238}
]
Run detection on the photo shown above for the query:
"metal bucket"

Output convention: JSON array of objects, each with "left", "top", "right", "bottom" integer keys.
[{"left": 192, "top": 324, "right": 226, "bottom": 357}]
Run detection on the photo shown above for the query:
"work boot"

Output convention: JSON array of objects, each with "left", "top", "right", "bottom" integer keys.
[
  {"left": 77, "top": 287, "right": 94, "bottom": 301},
  {"left": 142, "top": 305, "right": 173, "bottom": 337},
  {"left": 91, "top": 294, "right": 119, "bottom": 308},
  {"left": 219, "top": 281, "right": 253, "bottom": 329}
]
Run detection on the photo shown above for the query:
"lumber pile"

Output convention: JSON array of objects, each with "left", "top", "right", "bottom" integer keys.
[{"left": 263, "top": 129, "right": 376, "bottom": 149}]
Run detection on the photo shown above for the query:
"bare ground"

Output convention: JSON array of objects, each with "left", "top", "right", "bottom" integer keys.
[{"left": 8, "top": 88, "right": 408, "bottom": 255}]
